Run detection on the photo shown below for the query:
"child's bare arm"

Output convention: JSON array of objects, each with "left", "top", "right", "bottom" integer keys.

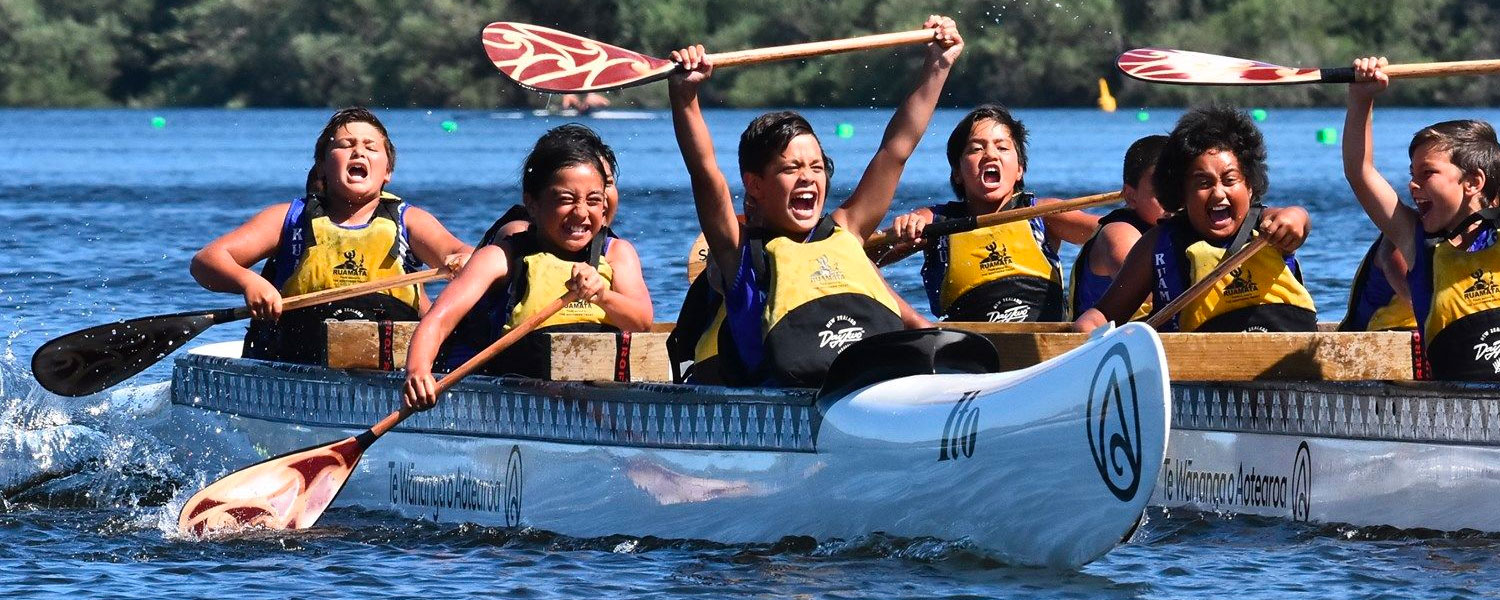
[
  {"left": 836, "top": 16, "right": 961, "bottom": 240},
  {"left": 1343, "top": 56, "right": 1418, "bottom": 262},
  {"left": 585, "top": 239, "right": 654, "bottom": 331},
  {"left": 1040, "top": 198, "right": 1102, "bottom": 248},
  {"left": 1259, "top": 206, "right": 1310, "bottom": 253},
  {"left": 1073, "top": 229, "right": 1156, "bottom": 333},
  {"left": 668, "top": 46, "right": 741, "bottom": 286},
  {"left": 191, "top": 203, "right": 289, "bottom": 321},
  {"left": 405, "top": 206, "right": 474, "bottom": 273},
  {"left": 403, "top": 243, "right": 509, "bottom": 410}
]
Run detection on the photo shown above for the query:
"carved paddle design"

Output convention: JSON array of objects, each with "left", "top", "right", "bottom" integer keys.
[
  {"left": 179, "top": 292, "right": 578, "bottom": 537},
  {"left": 1118, "top": 48, "right": 1500, "bottom": 86},
  {"left": 482, "top": 22, "right": 935, "bottom": 93}
]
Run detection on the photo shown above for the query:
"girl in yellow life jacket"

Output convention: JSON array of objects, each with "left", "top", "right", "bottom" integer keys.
[
  {"left": 1344, "top": 57, "right": 1500, "bottom": 380},
  {"left": 665, "top": 16, "right": 960, "bottom": 387},
  {"left": 1074, "top": 106, "right": 1317, "bottom": 334},
  {"left": 191, "top": 107, "right": 473, "bottom": 364},
  {"left": 886, "top": 106, "right": 1100, "bottom": 323},
  {"left": 402, "top": 135, "right": 654, "bottom": 410}
]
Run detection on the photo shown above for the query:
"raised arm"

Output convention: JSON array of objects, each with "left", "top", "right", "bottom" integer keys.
[
  {"left": 190, "top": 203, "right": 289, "bottom": 321},
  {"left": 1343, "top": 56, "right": 1419, "bottom": 263},
  {"left": 836, "top": 16, "right": 962, "bottom": 240},
  {"left": 668, "top": 45, "right": 741, "bottom": 288}
]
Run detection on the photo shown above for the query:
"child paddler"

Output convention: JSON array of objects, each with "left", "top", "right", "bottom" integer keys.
[
  {"left": 1073, "top": 106, "right": 1318, "bottom": 334},
  {"left": 191, "top": 107, "right": 472, "bottom": 365},
  {"left": 402, "top": 132, "right": 653, "bottom": 409},
  {"left": 667, "top": 16, "right": 960, "bottom": 387},
  {"left": 887, "top": 105, "right": 1099, "bottom": 323},
  {"left": 1343, "top": 57, "right": 1500, "bottom": 379},
  {"left": 1338, "top": 234, "right": 1417, "bottom": 331},
  {"left": 441, "top": 125, "right": 622, "bottom": 368},
  {"left": 1069, "top": 135, "right": 1168, "bottom": 319}
]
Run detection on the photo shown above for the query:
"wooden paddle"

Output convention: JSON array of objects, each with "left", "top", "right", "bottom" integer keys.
[
  {"left": 31, "top": 268, "right": 449, "bottom": 397},
  {"left": 1118, "top": 48, "right": 1500, "bottom": 86},
  {"left": 1144, "top": 237, "right": 1269, "bottom": 328},
  {"left": 177, "top": 290, "right": 579, "bottom": 537},
  {"left": 482, "top": 22, "right": 937, "bottom": 93},
  {"left": 865, "top": 190, "right": 1122, "bottom": 265}
]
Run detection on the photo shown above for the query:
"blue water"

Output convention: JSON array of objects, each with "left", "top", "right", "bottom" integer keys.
[{"left": 5, "top": 107, "right": 1500, "bottom": 597}]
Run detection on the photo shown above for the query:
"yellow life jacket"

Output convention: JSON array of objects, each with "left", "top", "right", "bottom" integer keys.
[
  {"left": 1414, "top": 221, "right": 1500, "bottom": 379},
  {"left": 1339, "top": 236, "right": 1417, "bottom": 332},
  {"left": 506, "top": 249, "right": 615, "bottom": 331},
  {"left": 245, "top": 192, "right": 422, "bottom": 364},
  {"left": 920, "top": 196, "right": 1066, "bottom": 322},
  {"left": 1150, "top": 215, "right": 1317, "bottom": 333},
  {"left": 278, "top": 193, "right": 420, "bottom": 309},
  {"left": 721, "top": 218, "right": 904, "bottom": 386}
]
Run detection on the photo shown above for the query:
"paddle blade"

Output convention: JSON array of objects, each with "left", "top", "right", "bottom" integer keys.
[
  {"left": 32, "top": 309, "right": 227, "bottom": 397},
  {"left": 178, "top": 436, "right": 364, "bottom": 537},
  {"left": 1117, "top": 48, "right": 1325, "bottom": 85},
  {"left": 482, "top": 22, "right": 676, "bottom": 93}
]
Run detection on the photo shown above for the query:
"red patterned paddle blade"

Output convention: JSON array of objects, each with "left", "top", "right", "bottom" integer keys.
[
  {"left": 1117, "top": 48, "right": 1327, "bottom": 86},
  {"left": 178, "top": 436, "right": 365, "bottom": 537},
  {"left": 482, "top": 22, "right": 676, "bottom": 93}
]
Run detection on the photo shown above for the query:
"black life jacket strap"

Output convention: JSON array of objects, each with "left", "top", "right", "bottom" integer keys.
[
  {"left": 1225, "top": 203, "right": 1265, "bottom": 257},
  {"left": 1426, "top": 207, "right": 1500, "bottom": 247}
]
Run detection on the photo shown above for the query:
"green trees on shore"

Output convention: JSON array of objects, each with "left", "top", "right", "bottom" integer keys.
[{"left": 2, "top": 0, "right": 1496, "bottom": 108}]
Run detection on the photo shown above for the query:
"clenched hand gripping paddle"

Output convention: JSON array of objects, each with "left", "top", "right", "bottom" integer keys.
[
  {"left": 32, "top": 268, "right": 449, "bottom": 397},
  {"left": 482, "top": 22, "right": 937, "bottom": 93},
  {"left": 177, "top": 291, "right": 578, "bottom": 537},
  {"left": 1117, "top": 48, "right": 1500, "bottom": 86}
]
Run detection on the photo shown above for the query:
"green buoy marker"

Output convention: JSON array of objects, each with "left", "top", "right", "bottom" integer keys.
[
  {"left": 835, "top": 123, "right": 854, "bottom": 139},
  {"left": 150, "top": 116, "right": 166, "bottom": 129},
  {"left": 1316, "top": 127, "right": 1338, "bottom": 145},
  {"left": 441, "top": 120, "right": 458, "bottom": 133},
  {"left": 1135, "top": 110, "right": 1149, "bottom": 122}
]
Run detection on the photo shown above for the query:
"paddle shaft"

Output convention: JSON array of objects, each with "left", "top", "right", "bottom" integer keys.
[
  {"left": 229, "top": 268, "right": 447, "bottom": 320},
  {"left": 366, "top": 291, "right": 579, "bottom": 438},
  {"left": 1319, "top": 58, "right": 1500, "bottom": 83},
  {"left": 1144, "top": 237, "right": 1269, "bottom": 328},
  {"left": 865, "top": 191, "right": 1122, "bottom": 250},
  {"left": 707, "top": 29, "right": 936, "bottom": 68}
]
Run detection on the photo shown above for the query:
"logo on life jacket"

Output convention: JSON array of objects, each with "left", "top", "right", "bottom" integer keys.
[
  {"left": 809, "top": 255, "right": 845, "bottom": 284},
  {"left": 1470, "top": 326, "right": 1500, "bottom": 373},
  {"left": 1463, "top": 269, "right": 1500, "bottom": 301},
  {"left": 985, "top": 298, "right": 1030, "bottom": 323},
  {"left": 817, "top": 315, "right": 864, "bottom": 351},
  {"left": 332, "top": 249, "right": 368, "bottom": 281},
  {"left": 1222, "top": 267, "right": 1259, "bottom": 297},
  {"left": 979, "top": 241, "right": 1014, "bottom": 273}
]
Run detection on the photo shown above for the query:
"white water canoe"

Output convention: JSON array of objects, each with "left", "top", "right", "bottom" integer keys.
[{"left": 168, "top": 323, "right": 1170, "bottom": 568}]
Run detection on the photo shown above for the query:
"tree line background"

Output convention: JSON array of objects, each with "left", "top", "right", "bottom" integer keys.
[{"left": 4, "top": 0, "right": 1497, "bottom": 108}]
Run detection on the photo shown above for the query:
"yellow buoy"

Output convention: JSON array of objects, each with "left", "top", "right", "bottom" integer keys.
[{"left": 1097, "top": 78, "right": 1117, "bottom": 113}]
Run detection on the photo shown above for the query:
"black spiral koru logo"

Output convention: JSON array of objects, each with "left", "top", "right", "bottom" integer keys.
[
  {"left": 1291, "top": 441, "right": 1312, "bottom": 522},
  {"left": 503, "top": 445, "right": 524, "bottom": 527},
  {"left": 1086, "top": 343, "right": 1143, "bottom": 502}
]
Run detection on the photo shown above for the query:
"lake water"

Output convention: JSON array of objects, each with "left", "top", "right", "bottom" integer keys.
[{"left": 4, "top": 107, "right": 1500, "bottom": 597}]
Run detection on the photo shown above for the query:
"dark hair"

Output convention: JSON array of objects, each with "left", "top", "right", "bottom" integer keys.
[
  {"left": 306, "top": 107, "right": 395, "bottom": 197},
  {"left": 737, "top": 111, "right": 834, "bottom": 179},
  {"left": 521, "top": 129, "right": 607, "bottom": 199},
  {"left": 1152, "top": 106, "right": 1268, "bottom": 213},
  {"left": 1123, "top": 135, "right": 1168, "bottom": 188},
  {"left": 1410, "top": 119, "right": 1500, "bottom": 203},
  {"left": 537, "top": 123, "right": 618, "bottom": 180},
  {"left": 946, "top": 104, "right": 1029, "bottom": 200}
]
